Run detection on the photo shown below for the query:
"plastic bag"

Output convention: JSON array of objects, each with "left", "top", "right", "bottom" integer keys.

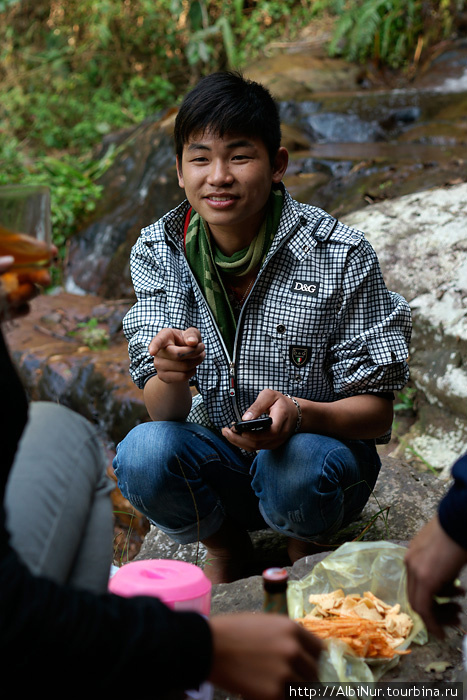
[{"left": 287, "top": 541, "right": 428, "bottom": 682}]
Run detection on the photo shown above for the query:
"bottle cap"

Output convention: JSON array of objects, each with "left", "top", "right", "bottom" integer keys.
[{"left": 262, "top": 567, "right": 288, "bottom": 582}]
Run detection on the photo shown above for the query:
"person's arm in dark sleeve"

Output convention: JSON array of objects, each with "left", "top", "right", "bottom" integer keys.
[
  {"left": 1, "top": 538, "right": 323, "bottom": 698},
  {"left": 438, "top": 452, "right": 467, "bottom": 550},
  {"left": 0, "top": 538, "right": 212, "bottom": 694}
]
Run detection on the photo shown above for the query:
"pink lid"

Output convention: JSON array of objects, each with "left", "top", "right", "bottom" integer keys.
[{"left": 108, "top": 559, "right": 212, "bottom": 604}]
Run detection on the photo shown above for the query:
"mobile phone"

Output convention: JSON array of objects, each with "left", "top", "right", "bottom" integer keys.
[{"left": 232, "top": 416, "right": 272, "bottom": 433}]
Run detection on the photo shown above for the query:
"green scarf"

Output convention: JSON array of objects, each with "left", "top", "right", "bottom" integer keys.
[{"left": 184, "top": 187, "right": 283, "bottom": 356}]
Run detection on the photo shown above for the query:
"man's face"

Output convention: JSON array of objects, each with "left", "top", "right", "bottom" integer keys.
[{"left": 176, "top": 130, "right": 288, "bottom": 249}]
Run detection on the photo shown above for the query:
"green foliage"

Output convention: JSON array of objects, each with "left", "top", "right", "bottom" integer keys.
[
  {"left": 393, "top": 386, "right": 417, "bottom": 413},
  {"left": 0, "top": 142, "right": 107, "bottom": 253},
  {"left": 0, "top": 0, "right": 19, "bottom": 11},
  {"left": 74, "top": 317, "right": 110, "bottom": 350},
  {"left": 313, "top": 0, "right": 465, "bottom": 68},
  {"left": 392, "top": 386, "right": 417, "bottom": 444}
]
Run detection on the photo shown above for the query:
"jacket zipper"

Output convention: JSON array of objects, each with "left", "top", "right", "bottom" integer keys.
[
  {"left": 180, "top": 256, "right": 244, "bottom": 421},
  {"left": 229, "top": 219, "right": 301, "bottom": 416}
]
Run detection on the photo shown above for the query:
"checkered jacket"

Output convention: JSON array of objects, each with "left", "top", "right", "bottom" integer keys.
[{"left": 124, "top": 186, "right": 412, "bottom": 444}]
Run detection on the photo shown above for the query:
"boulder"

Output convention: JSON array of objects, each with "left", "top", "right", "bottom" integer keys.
[{"left": 343, "top": 183, "right": 467, "bottom": 474}]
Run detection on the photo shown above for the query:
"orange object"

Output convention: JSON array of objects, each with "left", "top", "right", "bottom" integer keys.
[
  {"left": 296, "top": 589, "right": 414, "bottom": 660},
  {"left": 296, "top": 616, "right": 411, "bottom": 659},
  {"left": 0, "top": 224, "right": 52, "bottom": 267},
  {"left": 1, "top": 265, "right": 52, "bottom": 308}
]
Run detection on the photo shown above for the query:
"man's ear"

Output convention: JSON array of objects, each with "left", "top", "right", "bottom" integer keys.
[
  {"left": 271, "top": 147, "right": 289, "bottom": 184},
  {"left": 176, "top": 155, "right": 185, "bottom": 189}
]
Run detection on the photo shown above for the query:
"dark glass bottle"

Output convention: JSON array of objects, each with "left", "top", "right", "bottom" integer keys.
[{"left": 262, "top": 567, "right": 289, "bottom": 616}]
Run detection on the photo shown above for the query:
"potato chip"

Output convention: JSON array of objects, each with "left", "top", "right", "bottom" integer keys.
[
  {"left": 352, "top": 601, "right": 383, "bottom": 621},
  {"left": 308, "top": 589, "right": 345, "bottom": 611},
  {"left": 364, "top": 591, "right": 392, "bottom": 612}
]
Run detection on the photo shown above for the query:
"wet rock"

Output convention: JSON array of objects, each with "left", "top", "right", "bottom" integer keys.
[
  {"left": 4, "top": 292, "right": 148, "bottom": 446},
  {"left": 379, "top": 106, "right": 422, "bottom": 132},
  {"left": 66, "top": 110, "right": 182, "bottom": 298},
  {"left": 306, "top": 112, "right": 386, "bottom": 143},
  {"left": 245, "top": 51, "right": 364, "bottom": 99}
]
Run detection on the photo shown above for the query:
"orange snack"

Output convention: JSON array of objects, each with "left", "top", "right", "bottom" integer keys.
[
  {"left": 296, "top": 589, "right": 413, "bottom": 659},
  {"left": 296, "top": 616, "right": 411, "bottom": 658}
]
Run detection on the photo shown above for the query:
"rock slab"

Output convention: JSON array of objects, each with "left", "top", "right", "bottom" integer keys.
[{"left": 344, "top": 184, "right": 467, "bottom": 473}]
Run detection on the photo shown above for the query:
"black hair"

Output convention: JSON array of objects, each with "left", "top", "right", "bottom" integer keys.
[{"left": 174, "top": 71, "right": 281, "bottom": 165}]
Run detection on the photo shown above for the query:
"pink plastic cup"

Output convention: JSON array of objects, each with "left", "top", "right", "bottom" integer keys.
[{"left": 108, "top": 559, "right": 212, "bottom": 616}]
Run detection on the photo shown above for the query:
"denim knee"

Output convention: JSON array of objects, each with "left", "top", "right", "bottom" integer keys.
[
  {"left": 113, "top": 421, "right": 184, "bottom": 512},
  {"left": 113, "top": 421, "right": 232, "bottom": 542},
  {"left": 250, "top": 434, "right": 380, "bottom": 542}
]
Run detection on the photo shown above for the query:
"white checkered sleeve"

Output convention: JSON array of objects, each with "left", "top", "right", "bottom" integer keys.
[{"left": 328, "top": 237, "right": 412, "bottom": 396}]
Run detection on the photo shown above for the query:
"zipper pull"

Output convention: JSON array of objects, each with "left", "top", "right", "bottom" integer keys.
[{"left": 229, "top": 361, "right": 236, "bottom": 397}]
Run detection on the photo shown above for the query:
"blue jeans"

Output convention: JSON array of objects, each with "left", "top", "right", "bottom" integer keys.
[{"left": 113, "top": 421, "right": 381, "bottom": 545}]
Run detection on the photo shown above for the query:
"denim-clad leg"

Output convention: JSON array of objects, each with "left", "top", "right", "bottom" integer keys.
[
  {"left": 113, "top": 421, "right": 266, "bottom": 544},
  {"left": 250, "top": 433, "right": 381, "bottom": 542},
  {"left": 114, "top": 423, "right": 380, "bottom": 546}
]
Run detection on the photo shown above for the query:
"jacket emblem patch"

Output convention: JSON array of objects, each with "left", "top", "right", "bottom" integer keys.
[
  {"left": 289, "top": 346, "right": 312, "bottom": 368},
  {"left": 291, "top": 280, "right": 320, "bottom": 297}
]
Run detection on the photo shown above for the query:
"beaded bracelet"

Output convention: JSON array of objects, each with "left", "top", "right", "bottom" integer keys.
[{"left": 283, "top": 393, "right": 302, "bottom": 433}]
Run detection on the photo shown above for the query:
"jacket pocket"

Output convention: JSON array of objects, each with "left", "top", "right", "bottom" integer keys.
[{"left": 262, "top": 304, "right": 330, "bottom": 386}]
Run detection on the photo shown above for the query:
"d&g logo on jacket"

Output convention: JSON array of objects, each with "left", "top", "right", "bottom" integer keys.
[
  {"left": 289, "top": 346, "right": 312, "bottom": 368},
  {"left": 291, "top": 280, "right": 320, "bottom": 297}
]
